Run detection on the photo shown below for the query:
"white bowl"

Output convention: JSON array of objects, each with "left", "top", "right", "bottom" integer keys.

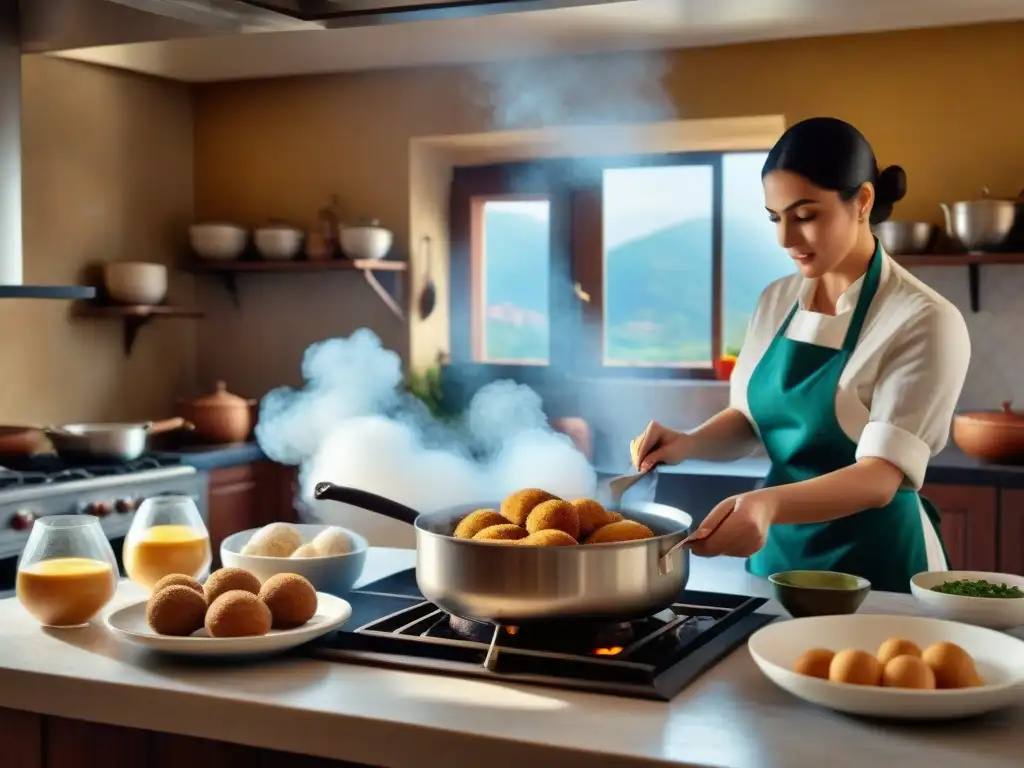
[
  {"left": 910, "top": 570, "right": 1024, "bottom": 630},
  {"left": 748, "top": 613, "right": 1024, "bottom": 720},
  {"left": 339, "top": 224, "right": 393, "bottom": 261},
  {"left": 254, "top": 226, "right": 303, "bottom": 261},
  {"left": 189, "top": 223, "right": 247, "bottom": 261},
  {"left": 221, "top": 523, "right": 368, "bottom": 595},
  {"left": 105, "top": 592, "right": 351, "bottom": 658},
  {"left": 103, "top": 262, "right": 167, "bottom": 305}
]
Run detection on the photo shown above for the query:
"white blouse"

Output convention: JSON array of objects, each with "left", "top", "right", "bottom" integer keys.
[{"left": 729, "top": 250, "right": 971, "bottom": 493}]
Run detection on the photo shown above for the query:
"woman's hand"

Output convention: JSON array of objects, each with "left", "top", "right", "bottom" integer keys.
[
  {"left": 629, "top": 421, "right": 691, "bottom": 471},
  {"left": 688, "top": 489, "right": 779, "bottom": 558}
]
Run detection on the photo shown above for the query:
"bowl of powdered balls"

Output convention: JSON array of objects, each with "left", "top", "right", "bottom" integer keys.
[{"left": 221, "top": 522, "right": 367, "bottom": 595}]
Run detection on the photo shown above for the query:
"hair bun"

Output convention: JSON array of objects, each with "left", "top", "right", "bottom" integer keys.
[{"left": 876, "top": 165, "right": 907, "bottom": 205}]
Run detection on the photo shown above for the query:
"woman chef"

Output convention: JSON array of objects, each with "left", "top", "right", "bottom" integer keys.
[{"left": 630, "top": 117, "right": 970, "bottom": 593}]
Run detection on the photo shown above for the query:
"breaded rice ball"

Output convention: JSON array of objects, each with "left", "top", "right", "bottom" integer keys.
[
  {"left": 570, "top": 498, "right": 618, "bottom": 538},
  {"left": 472, "top": 524, "right": 528, "bottom": 542},
  {"left": 519, "top": 529, "right": 578, "bottom": 547},
  {"left": 500, "top": 488, "right": 558, "bottom": 526},
  {"left": 525, "top": 499, "right": 580, "bottom": 540},
  {"left": 453, "top": 509, "right": 507, "bottom": 539},
  {"left": 585, "top": 520, "right": 656, "bottom": 544}
]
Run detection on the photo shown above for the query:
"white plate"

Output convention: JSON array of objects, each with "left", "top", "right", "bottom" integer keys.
[
  {"left": 910, "top": 570, "right": 1024, "bottom": 630},
  {"left": 748, "top": 613, "right": 1024, "bottom": 720},
  {"left": 104, "top": 592, "right": 351, "bottom": 657}
]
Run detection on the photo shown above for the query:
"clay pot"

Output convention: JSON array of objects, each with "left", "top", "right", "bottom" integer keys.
[
  {"left": 0, "top": 426, "right": 45, "bottom": 456},
  {"left": 952, "top": 401, "right": 1024, "bottom": 465},
  {"left": 180, "top": 381, "right": 258, "bottom": 445},
  {"left": 551, "top": 417, "right": 593, "bottom": 459}
]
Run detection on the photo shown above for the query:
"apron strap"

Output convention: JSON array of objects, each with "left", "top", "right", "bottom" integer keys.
[{"left": 841, "top": 239, "right": 883, "bottom": 353}]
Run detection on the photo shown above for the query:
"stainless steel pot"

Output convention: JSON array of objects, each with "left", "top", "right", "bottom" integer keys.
[
  {"left": 941, "top": 190, "right": 1016, "bottom": 253},
  {"left": 873, "top": 221, "right": 935, "bottom": 255},
  {"left": 313, "top": 483, "right": 694, "bottom": 624},
  {"left": 44, "top": 418, "right": 191, "bottom": 461}
]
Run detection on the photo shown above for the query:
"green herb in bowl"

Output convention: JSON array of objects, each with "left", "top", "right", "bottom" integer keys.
[{"left": 930, "top": 579, "right": 1024, "bottom": 599}]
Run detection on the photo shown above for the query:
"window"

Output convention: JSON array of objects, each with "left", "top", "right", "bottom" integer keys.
[{"left": 448, "top": 151, "right": 791, "bottom": 379}]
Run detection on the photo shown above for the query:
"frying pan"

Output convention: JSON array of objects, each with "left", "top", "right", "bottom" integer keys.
[{"left": 313, "top": 482, "right": 695, "bottom": 625}]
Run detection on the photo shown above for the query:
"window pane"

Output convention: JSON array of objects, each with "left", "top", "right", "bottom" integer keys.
[
  {"left": 477, "top": 199, "right": 550, "bottom": 364},
  {"left": 722, "top": 152, "right": 792, "bottom": 355},
  {"left": 602, "top": 165, "right": 713, "bottom": 367}
]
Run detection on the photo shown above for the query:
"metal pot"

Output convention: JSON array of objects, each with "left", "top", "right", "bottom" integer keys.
[
  {"left": 313, "top": 483, "right": 694, "bottom": 624},
  {"left": 940, "top": 189, "right": 1016, "bottom": 253},
  {"left": 44, "top": 418, "right": 192, "bottom": 462},
  {"left": 873, "top": 221, "right": 935, "bottom": 255},
  {"left": 952, "top": 401, "right": 1024, "bottom": 465}
]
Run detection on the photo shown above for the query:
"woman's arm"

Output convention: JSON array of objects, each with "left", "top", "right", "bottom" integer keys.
[
  {"left": 684, "top": 407, "right": 759, "bottom": 462},
  {"left": 763, "top": 457, "right": 904, "bottom": 524}
]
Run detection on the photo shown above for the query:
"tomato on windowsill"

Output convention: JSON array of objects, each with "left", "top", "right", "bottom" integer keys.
[{"left": 714, "top": 355, "right": 737, "bottom": 382}]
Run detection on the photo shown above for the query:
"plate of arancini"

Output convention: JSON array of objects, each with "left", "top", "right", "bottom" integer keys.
[{"left": 104, "top": 592, "right": 351, "bottom": 657}]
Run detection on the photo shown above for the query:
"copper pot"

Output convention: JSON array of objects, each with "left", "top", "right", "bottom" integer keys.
[
  {"left": 0, "top": 426, "right": 45, "bottom": 456},
  {"left": 180, "top": 381, "right": 257, "bottom": 445},
  {"left": 952, "top": 401, "right": 1024, "bottom": 464}
]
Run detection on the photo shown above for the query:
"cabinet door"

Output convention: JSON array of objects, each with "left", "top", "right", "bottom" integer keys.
[
  {"left": 997, "top": 489, "right": 1024, "bottom": 576},
  {"left": 921, "top": 483, "right": 997, "bottom": 571}
]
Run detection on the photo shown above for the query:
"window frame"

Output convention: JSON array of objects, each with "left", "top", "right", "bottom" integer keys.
[{"left": 448, "top": 150, "right": 753, "bottom": 382}]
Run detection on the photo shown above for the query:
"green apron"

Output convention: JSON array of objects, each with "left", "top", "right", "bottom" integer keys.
[{"left": 745, "top": 242, "right": 946, "bottom": 594}]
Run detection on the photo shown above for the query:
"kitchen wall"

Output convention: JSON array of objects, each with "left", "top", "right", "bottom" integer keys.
[
  {"left": 192, "top": 22, "right": 1022, "bottom": 434},
  {"left": 0, "top": 56, "right": 195, "bottom": 424}
]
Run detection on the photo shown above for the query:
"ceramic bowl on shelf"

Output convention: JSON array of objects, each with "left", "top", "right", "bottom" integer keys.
[
  {"left": 103, "top": 262, "right": 167, "bottom": 305},
  {"left": 769, "top": 570, "right": 871, "bottom": 618},
  {"left": 749, "top": 613, "right": 1024, "bottom": 720},
  {"left": 221, "top": 523, "right": 368, "bottom": 595},
  {"left": 254, "top": 225, "right": 303, "bottom": 261},
  {"left": 910, "top": 570, "right": 1024, "bottom": 630},
  {"left": 189, "top": 223, "right": 247, "bottom": 261},
  {"left": 339, "top": 220, "right": 393, "bottom": 261}
]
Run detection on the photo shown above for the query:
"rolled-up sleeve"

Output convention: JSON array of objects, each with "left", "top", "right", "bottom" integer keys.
[{"left": 854, "top": 302, "right": 971, "bottom": 490}]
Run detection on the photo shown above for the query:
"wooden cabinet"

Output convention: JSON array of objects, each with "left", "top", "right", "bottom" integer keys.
[
  {"left": 921, "top": 483, "right": 998, "bottom": 571},
  {"left": 206, "top": 461, "right": 298, "bottom": 568},
  {"left": 997, "top": 490, "right": 1024, "bottom": 577}
]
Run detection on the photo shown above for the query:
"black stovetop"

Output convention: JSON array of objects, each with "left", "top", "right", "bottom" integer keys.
[{"left": 307, "top": 569, "right": 772, "bottom": 701}]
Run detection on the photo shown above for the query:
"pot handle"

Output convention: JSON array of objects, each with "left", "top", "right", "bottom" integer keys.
[
  {"left": 313, "top": 482, "right": 420, "bottom": 526},
  {"left": 146, "top": 417, "right": 193, "bottom": 434},
  {"left": 657, "top": 502, "right": 735, "bottom": 575}
]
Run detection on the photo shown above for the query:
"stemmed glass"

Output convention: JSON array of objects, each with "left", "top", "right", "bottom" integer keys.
[
  {"left": 123, "top": 495, "right": 211, "bottom": 591},
  {"left": 16, "top": 515, "right": 119, "bottom": 628}
]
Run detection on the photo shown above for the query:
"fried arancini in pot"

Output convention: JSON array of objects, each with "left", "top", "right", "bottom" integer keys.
[
  {"left": 205, "top": 590, "right": 272, "bottom": 638},
  {"left": 500, "top": 488, "right": 558, "bottom": 526},
  {"left": 151, "top": 573, "right": 203, "bottom": 597},
  {"left": 454, "top": 509, "right": 507, "bottom": 539},
  {"left": 584, "top": 520, "right": 656, "bottom": 544},
  {"left": 525, "top": 499, "right": 580, "bottom": 539},
  {"left": 519, "top": 529, "right": 578, "bottom": 547},
  {"left": 204, "top": 567, "right": 262, "bottom": 605},
  {"left": 569, "top": 498, "right": 618, "bottom": 538},
  {"left": 259, "top": 573, "right": 318, "bottom": 629},
  {"left": 472, "top": 524, "right": 528, "bottom": 542},
  {"left": 146, "top": 585, "right": 207, "bottom": 636}
]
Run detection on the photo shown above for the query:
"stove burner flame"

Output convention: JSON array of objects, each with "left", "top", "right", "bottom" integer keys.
[
  {"left": 594, "top": 646, "right": 624, "bottom": 656},
  {"left": 447, "top": 613, "right": 637, "bottom": 655}
]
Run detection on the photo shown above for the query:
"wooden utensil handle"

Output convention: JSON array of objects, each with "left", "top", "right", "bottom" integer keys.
[{"left": 148, "top": 417, "right": 192, "bottom": 434}]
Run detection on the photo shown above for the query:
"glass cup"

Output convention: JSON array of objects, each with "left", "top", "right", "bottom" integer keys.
[
  {"left": 16, "top": 515, "right": 119, "bottom": 628},
  {"left": 123, "top": 495, "right": 211, "bottom": 591}
]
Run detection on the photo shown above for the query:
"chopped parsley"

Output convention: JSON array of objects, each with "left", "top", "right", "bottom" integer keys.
[{"left": 930, "top": 579, "right": 1024, "bottom": 599}]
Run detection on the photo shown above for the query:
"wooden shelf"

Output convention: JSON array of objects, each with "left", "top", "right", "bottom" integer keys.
[
  {"left": 183, "top": 257, "right": 408, "bottom": 319},
  {"left": 893, "top": 253, "right": 1024, "bottom": 312},
  {"left": 76, "top": 303, "right": 204, "bottom": 358}
]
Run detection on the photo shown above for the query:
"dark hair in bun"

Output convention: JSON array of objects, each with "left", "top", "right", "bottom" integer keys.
[{"left": 762, "top": 117, "right": 906, "bottom": 225}]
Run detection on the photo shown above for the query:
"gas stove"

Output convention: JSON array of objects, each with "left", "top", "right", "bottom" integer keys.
[
  {"left": 0, "top": 455, "right": 206, "bottom": 564},
  {"left": 308, "top": 569, "right": 772, "bottom": 700}
]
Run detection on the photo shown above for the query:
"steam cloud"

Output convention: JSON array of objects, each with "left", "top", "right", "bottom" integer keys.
[{"left": 255, "top": 330, "right": 596, "bottom": 538}]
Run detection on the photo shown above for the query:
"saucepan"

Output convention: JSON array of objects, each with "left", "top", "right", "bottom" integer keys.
[
  {"left": 313, "top": 482, "right": 696, "bottom": 625},
  {"left": 42, "top": 418, "right": 192, "bottom": 462}
]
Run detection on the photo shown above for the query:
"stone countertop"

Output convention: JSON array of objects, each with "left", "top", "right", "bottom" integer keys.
[
  {"left": 0, "top": 551, "right": 1021, "bottom": 768},
  {"left": 598, "top": 445, "right": 1024, "bottom": 487},
  {"left": 151, "top": 442, "right": 266, "bottom": 471}
]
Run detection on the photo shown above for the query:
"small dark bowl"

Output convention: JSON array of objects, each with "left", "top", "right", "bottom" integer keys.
[{"left": 769, "top": 570, "right": 871, "bottom": 618}]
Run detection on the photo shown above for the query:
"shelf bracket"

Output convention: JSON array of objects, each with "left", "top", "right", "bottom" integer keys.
[
  {"left": 363, "top": 269, "right": 405, "bottom": 321},
  {"left": 122, "top": 315, "right": 153, "bottom": 358},
  {"left": 968, "top": 263, "right": 980, "bottom": 313},
  {"left": 216, "top": 272, "right": 241, "bottom": 308}
]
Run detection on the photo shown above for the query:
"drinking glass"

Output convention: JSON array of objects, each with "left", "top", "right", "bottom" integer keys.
[
  {"left": 123, "top": 495, "right": 211, "bottom": 591},
  {"left": 16, "top": 515, "right": 119, "bottom": 628}
]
